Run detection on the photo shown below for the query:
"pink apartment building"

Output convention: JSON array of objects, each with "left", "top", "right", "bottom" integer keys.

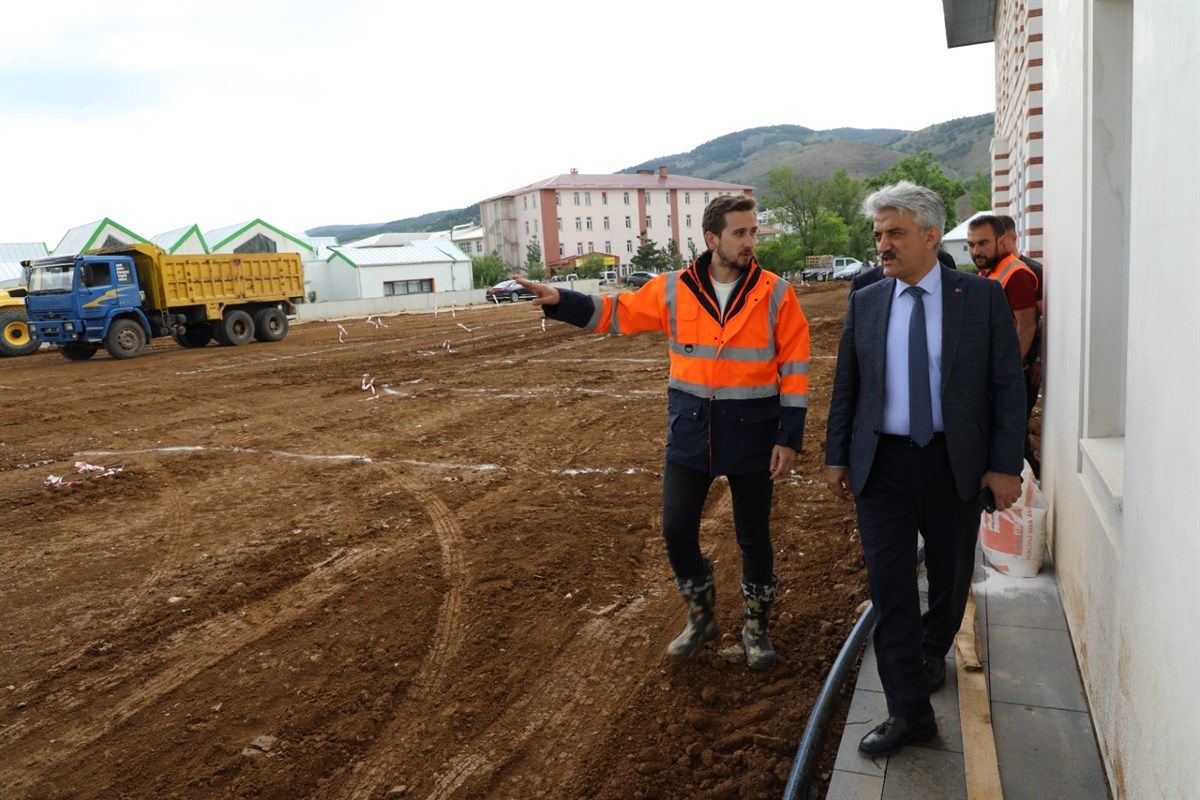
[{"left": 479, "top": 167, "right": 752, "bottom": 273}]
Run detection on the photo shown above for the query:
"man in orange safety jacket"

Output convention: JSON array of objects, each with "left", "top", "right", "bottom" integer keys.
[{"left": 515, "top": 194, "right": 810, "bottom": 670}]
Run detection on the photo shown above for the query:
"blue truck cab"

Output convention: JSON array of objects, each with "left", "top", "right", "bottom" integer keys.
[{"left": 24, "top": 253, "right": 156, "bottom": 360}]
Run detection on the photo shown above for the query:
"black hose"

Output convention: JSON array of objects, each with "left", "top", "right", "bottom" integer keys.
[{"left": 781, "top": 601, "right": 878, "bottom": 800}]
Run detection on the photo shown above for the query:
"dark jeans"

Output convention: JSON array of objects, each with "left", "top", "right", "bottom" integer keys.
[
  {"left": 856, "top": 435, "right": 980, "bottom": 719},
  {"left": 661, "top": 460, "right": 774, "bottom": 586}
]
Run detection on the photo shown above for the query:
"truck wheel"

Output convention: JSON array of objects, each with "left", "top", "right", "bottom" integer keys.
[
  {"left": 173, "top": 323, "right": 212, "bottom": 348},
  {"left": 60, "top": 343, "right": 99, "bottom": 361},
  {"left": 217, "top": 310, "right": 254, "bottom": 346},
  {"left": 104, "top": 318, "right": 147, "bottom": 359},
  {"left": 252, "top": 308, "right": 288, "bottom": 342},
  {"left": 0, "top": 308, "right": 39, "bottom": 357}
]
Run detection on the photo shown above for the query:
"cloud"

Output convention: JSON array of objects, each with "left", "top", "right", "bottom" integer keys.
[{"left": 1, "top": 68, "right": 166, "bottom": 115}]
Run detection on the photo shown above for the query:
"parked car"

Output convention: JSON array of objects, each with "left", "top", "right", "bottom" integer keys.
[
  {"left": 800, "top": 265, "right": 834, "bottom": 282},
  {"left": 625, "top": 271, "right": 655, "bottom": 288},
  {"left": 486, "top": 279, "right": 536, "bottom": 302},
  {"left": 599, "top": 271, "right": 618, "bottom": 285},
  {"left": 832, "top": 260, "right": 865, "bottom": 280}
]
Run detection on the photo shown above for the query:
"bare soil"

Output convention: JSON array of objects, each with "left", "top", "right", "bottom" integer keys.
[{"left": 0, "top": 282, "right": 868, "bottom": 800}]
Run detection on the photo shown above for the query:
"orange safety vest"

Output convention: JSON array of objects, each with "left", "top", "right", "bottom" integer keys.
[
  {"left": 585, "top": 257, "right": 810, "bottom": 409},
  {"left": 981, "top": 253, "right": 1037, "bottom": 325}
]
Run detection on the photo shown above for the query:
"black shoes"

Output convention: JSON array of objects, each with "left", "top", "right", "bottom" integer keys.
[
  {"left": 924, "top": 653, "right": 947, "bottom": 692},
  {"left": 858, "top": 714, "right": 938, "bottom": 757}
]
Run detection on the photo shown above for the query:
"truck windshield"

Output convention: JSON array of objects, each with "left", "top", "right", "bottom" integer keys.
[{"left": 27, "top": 264, "right": 74, "bottom": 294}]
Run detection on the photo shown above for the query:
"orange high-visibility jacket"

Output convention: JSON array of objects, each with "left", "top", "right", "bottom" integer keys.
[
  {"left": 981, "top": 253, "right": 1038, "bottom": 325},
  {"left": 543, "top": 253, "right": 810, "bottom": 474}
]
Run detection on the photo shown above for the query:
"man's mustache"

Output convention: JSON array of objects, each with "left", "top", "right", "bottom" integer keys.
[{"left": 879, "top": 249, "right": 898, "bottom": 260}]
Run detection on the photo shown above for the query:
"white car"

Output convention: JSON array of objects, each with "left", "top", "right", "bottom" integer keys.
[{"left": 833, "top": 260, "right": 864, "bottom": 280}]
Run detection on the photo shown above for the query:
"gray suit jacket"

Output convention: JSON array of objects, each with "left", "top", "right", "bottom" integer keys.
[{"left": 825, "top": 266, "right": 1026, "bottom": 501}]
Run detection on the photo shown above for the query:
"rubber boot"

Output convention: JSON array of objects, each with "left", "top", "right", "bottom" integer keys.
[
  {"left": 666, "top": 561, "right": 718, "bottom": 661},
  {"left": 741, "top": 575, "right": 779, "bottom": 670}
]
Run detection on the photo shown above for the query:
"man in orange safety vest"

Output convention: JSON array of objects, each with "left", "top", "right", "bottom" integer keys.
[{"left": 516, "top": 194, "right": 810, "bottom": 670}]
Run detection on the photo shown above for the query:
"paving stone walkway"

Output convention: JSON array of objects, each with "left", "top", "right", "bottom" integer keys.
[{"left": 828, "top": 550, "right": 1110, "bottom": 799}]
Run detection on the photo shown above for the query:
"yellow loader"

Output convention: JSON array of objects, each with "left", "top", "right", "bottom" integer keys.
[{"left": 0, "top": 287, "right": 39, "bottom": 357}]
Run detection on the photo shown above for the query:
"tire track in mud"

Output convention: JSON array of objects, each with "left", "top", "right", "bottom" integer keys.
[
  {"left": 337, "top": 465, "right": 471, "bottom": 798},
  {"left": 0, "top": 461, "right": 469, "bottom": 798},
  {"left": 341, "top": 485, "right": 737, "bottom": 800}
]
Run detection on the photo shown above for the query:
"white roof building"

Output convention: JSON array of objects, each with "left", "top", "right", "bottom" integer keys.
[
  {"left": 150, "top": 224, "right": 209, "bottom": 254},
  {"left": 430, "top": 223, "right": 485, "bottom": 256},
  {"left": 0, "top": 242, "right": 49, "bottom": 287},
  {"left": 51, "top": 218, "right": 148, "bottom": 256},
  {"left": 205, "top": 219, "right": 315, "bottom": 255},
  {"left": 317, "top": 240, "right": 472, "bottom": 302},
  {"left": 344, "top": 232, "right": 433, "bottom": 248},
  {"left": 941, "top": 210, "right": 991, "bottom": 267}
]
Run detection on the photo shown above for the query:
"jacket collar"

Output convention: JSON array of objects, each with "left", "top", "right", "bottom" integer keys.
[{"left": 682, "top": 250, "right": 764, "bottom": 325}]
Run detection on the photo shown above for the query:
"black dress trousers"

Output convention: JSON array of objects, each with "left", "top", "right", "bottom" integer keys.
[{"left": 855, "top": 434, "right": 981, "bottom": 719}]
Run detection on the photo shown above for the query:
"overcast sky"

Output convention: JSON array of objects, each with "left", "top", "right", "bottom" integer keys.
[{"left": 0, "top": 1, "right": 993, "bottom": 246}]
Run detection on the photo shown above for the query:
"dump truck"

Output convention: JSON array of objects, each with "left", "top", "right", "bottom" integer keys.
[
  {"left": 22, "top": 243, "right": 304, "bottom": 361},
  {"left": 0, "top": 287, "right": 40, "bottom": 357}
]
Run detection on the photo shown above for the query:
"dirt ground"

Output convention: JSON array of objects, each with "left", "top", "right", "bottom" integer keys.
[{"left": 0, "top": 281, "right": 870, "bottom": 800}]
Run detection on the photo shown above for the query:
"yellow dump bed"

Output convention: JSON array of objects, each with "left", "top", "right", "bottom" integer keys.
[{"left": 112, "top": 243, "right": 303, "bottom": 319}]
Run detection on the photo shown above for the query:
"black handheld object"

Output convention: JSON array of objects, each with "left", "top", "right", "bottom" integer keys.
[{"left": 977, "top": 486, "right": 997, "bottom": 514}]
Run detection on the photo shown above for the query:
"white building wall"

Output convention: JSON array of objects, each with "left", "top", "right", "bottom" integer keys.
[
  {"left": 325, "top": 257, "right": 364, "bottom": 302},
  {"left": 302, "top": 257, "right": 333, "bottom": 303},
  {"left": 1041, "top": 3, "right": 1199, "bottom": 798},
  {"left": 352, "top": 261, "right": 472, "bottom": 299},
  {"left": 493, "top": 183, "right": 748, "bottom": 272}
]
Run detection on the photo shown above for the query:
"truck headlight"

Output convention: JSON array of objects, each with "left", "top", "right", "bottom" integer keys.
[{"left": 63, "top": 322, "right": 75, "bottom": 332}]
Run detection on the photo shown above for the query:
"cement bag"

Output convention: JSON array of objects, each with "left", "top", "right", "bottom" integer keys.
[{"left": 980, "top": 460, "right": 1047, "bottom": 577}]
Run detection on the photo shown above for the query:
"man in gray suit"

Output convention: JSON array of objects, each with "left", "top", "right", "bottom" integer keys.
[{"left": 825, "top": 181, "right": 1026, "bottom": 756}]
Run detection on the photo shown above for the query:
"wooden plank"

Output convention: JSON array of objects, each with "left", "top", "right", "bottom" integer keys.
[
  {"left": 957, "top": 594, "right": 984, "bottom": 671},
  {"left": 956, "top": 589, "right": 1004, "bottom": 800}
]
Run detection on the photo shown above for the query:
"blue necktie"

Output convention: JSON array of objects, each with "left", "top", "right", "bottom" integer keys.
[{"left": 906, "top": 286, "right": 934, "bottom": 446}]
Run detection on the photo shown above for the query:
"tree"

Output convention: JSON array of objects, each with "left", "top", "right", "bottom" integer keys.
[
  {"left": 524, "top": 237, "right": 546, "bottom": 281},
  {"left": 631, "top": 237, "right": 668, "bottom": 273},
  {"left": 820, "top": 169, "right": 865, "bottom": 226},
  {"left": 575, "top": 254, "right": 607, "bottom": 278},
  {"left": 661, "top": 239, "right": 685, "bottom": 270},
  {"left": 754, "top": 233, "right": 806, "bottom": 276},
  {"left": 807, "top": 208, "right": 851, "bottom": 256},
  {"left": 761, "top": 167, "right": 824, "bottom": 240},
  {"left": 865, "top": 151, "right": 965, "bottom": 230},
  {"left": 687, "top": 238, "right": 699, "bottom": 263},
  {"left": 967, "top": 170, "right": 992, "bottom": 213},
  {"left": 471, "top": 253, "right": 507, "bottom": 289}
]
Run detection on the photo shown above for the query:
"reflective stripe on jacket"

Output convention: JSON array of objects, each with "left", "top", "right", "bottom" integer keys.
[
  {"left": 544, "top": 252, "right": 810, "bottom": 474},
  {"left": 981, "top": 253, "right": 1038, "bottom": 326}
]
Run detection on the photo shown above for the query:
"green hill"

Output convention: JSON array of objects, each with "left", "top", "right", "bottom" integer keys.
[
  {"left": 619, "top": 114, "right": 994, "bottom": 193},
  {"left": 304, "top": 114, "right": 993, "bottom": 240},
  {"left": 306, "top": 205, "right": 480, "bottom": 244}
]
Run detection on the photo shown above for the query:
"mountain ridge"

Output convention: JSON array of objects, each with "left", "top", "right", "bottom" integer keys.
[{"left": 306, "top": 113, "right": 993, "bottom": 243}]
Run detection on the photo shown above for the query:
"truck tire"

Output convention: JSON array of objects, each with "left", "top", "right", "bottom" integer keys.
[
  {"left": 216, "top": 310, "right": 254, "bottom": 347},
  {"left": 173, "top": 322, "right": 212, "bottom": 348},
  {"left": 252, "top": 308, "right": 288, "bottom": 342},
  {"left": 104, "top": 318, "right": 147, "bottom": 359},
  {"left": 60, "top": 343, "right": 99, "bottom": 361},
  {"left": 0, "top": 308, "right": 39, "bottom": 357}
]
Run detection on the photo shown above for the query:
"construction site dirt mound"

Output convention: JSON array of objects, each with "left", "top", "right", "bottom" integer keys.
[{"left": 1, "top": 281, "right": 868, "bottom": 799}]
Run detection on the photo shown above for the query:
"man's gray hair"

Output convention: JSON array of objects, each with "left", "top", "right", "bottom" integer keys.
[{"left": 861, "top": 180, "right": 946, "bottom": 234}]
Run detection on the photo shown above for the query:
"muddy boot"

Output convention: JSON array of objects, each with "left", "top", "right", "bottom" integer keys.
[
  {"left": 741, "top": 575, "right": 779, "bottom": 670},
  {"left": 666, "top": 562, "right": 718, "bottom": 661}
]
